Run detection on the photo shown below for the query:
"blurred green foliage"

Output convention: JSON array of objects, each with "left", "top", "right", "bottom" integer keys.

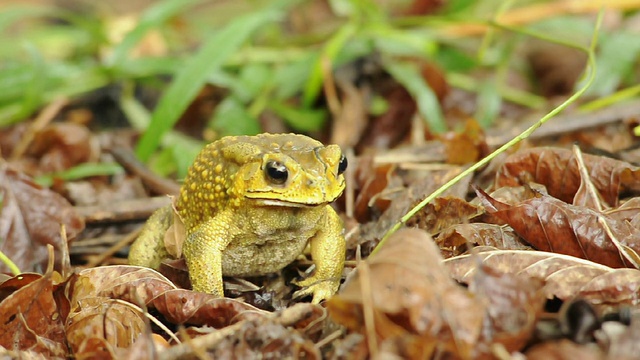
[{"left": 1, "top": 0, "right": 638, "bottom": 178}]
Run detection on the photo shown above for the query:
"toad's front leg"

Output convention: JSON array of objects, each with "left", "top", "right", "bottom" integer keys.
[
  {"left": 293, "top": 206, "right": 346, "bottom": 303},
  {"left": 182, "top": 213, "right": 234, "bottom": 296}
]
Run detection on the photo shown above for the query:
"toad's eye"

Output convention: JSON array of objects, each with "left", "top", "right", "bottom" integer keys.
[
  {"left": 265, "top": 161, "right": 288, "bottom": 184},
  {"left": 338, "top": 154, "right": 348, "bottom": 175}
]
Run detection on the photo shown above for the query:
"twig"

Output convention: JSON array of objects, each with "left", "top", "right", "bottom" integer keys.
[{"left": 10, "top": 97, "right": 68, "bottom": 160}]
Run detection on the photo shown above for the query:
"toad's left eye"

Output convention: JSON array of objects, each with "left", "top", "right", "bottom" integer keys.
[
  {"left": 338, "top": 154, "right": 348, "bottom": 175},
  {"left": 265, "top": 161, "right": 288, "bottom": 184}
]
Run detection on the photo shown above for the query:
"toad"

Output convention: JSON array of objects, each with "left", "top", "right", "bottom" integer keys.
[{"left": 128, "top": 133, "right": 347, "bottom": 303}]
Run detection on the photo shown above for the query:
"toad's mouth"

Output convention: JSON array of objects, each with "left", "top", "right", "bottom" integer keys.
[
  {"left": 245, "top": 193, "right": 338, "bottom": 207},
  {"left": 254, "top": 199, "right": 322, "bottom": 207}
]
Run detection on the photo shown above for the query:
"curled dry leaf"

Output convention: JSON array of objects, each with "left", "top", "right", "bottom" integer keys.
[
  {"left": 436, "top": 223, "right": 530, "bottom": 258},
  {"left": 476, "top": 188, "right": 640, "bottom": 268},
  {"left": 327, "top": 228, "right": 484, "bottom": 359},
  {"left": 405, "top": 196, "right": 482, "bottom": 235},
  {"left": 572, "top": 145, "right": 607, "bottom": 211},
  {"left": 65, "top": 266, "right": 177, "bottom": 356},
  {"left": 0, "top": 272, "right": 67, "bottom": 357},
  {"left": 29, "top": 123, "right": 94, "bottom": 173},
  {"left": 495, "top": 147, "right": 640, "bottom": 206},
  {"left": 70, "top": 266, "right": 177, "bottom": 306},
  {"left": 0, "top": 163, "right": 84, "bottom": 273},
  {"left": 71, "top": 266, "right": 265, "bottom": 331},
  {"left": 353, "top": 155, "right": 396, "bottom": 222},
  {"left": 445, "top": 250, "right": 640, "bottom": 307},
  {"left": 148, "top": 289, "right": 265, "bottom": 327},
  {"left": 66, "top": 297, "right": 146, "bottom": 357}
]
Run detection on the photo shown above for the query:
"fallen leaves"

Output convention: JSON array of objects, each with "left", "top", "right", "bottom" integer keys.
[
  {"left": 476, "top": 187, "right": 640, "bottom": 268},
  {"left": 1, "top": 260, "right": 328, "bottom": 358},
  {"left": 329, "top": 228, "right": 549, "bottom": 358},
  {"left": 0, "top": 162, "right": 84, "bottom": 274},
  {"left": 328, "top": 228, "right": 485, "bottom": 358},
  {"left": 334, "top": 146, "right": 640, "bottom": 358},
  {"left": 495, "top": 147, "right": 640, "bottom": 206},
  {"left": 3, "top": 113, "right": 640, "bottom": 358},
  {"left": 446, "top": 250, "right": 640, "bottom": 307}
]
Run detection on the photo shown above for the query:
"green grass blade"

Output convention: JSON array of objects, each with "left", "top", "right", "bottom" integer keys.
[
  {"left": 383, "top": 60, "right": 447, "bottom": 133},
  {"left": 134, "top": 9, "right": 282, "bottom": 162},
  {"left": 34, "top": 163, "right": 124, "bottom": 188}
]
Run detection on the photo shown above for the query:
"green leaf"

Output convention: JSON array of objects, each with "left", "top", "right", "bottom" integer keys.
[
  {"left": 116, "top": 57, "right": 181, "bottom": 78},
  {"left": 435, "top": 46, "right": 478, "bottom": 72},
  {"left": 367, "top": 24, "right": 437, "bottom": 58},
  {"left": 587, "top": 31, "right": 640, "bottom": 97},
  {"left": 476, "top": 80, "right": 501, "bottom": 127},
  {"left": 383, "top": 60, "right": 446, "bottom": 133},
  {"left": 135, "top": 8, "right": 282, "bottom": 162},
  {"left": 149, "top": 146, "right": 178, "bottom": 178},
  {"left": 273, "top": 52, "right": 317, "bottom": 100},
  {"left": 35, "top": 163, "right": 124, "bottom": 188},
  {"left": 269, "top": 101, "right": 327, "bottom": 132},
  {"left": 236, "top": 63, "right": 274, "bottom": 102},
  {"left": 210, "top": 97, "right": 261, "bottom": 137}
]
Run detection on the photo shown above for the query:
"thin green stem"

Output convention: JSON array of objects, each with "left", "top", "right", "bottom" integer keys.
[
  {"left": 0, "top": 248, "right": 21, "bottom": 276},
  {"left": 371, "top": 11, "right": 603, "bottom": 255}
]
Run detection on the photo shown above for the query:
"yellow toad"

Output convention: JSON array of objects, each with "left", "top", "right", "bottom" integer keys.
[{"left": 128, "top": 133, "right": 347, "bottom": 303}]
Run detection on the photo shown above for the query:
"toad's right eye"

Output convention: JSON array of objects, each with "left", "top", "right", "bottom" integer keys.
[{"left": 265, "top": 161, "right": 288, "bottom": 184}]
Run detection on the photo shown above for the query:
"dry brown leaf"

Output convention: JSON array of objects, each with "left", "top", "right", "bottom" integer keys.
[
  {"left": 29, "top": 123, "right": 94, "bottom": 173},
  {"left": 330, "top": 78, "right": 368, "bottom": 149},
  {"left": 328, "top": 228, "right": 484, "bottom": 359},
  {"left": 148, "top": 289, "right": 265, "bottom": 327},
  {"left": 436, "top": 223, "right": 530, "bottom": 258},
  {"left": 476, "top": 188, "right": 640, "bottom": 268},
  {"left": 356, "top": 168, "right": 472, "bottom": 251},
  {"left": 0, "top": 163, "right": 84, "bottom": 273},
  {"left": 406, "top": 196, "right": 482, "bottom": 235},
  {"left": 70, "top": 266, "right": 177, "bottom": 306},
  {"left": 438, "top": 119, "right": 487, "bottom": 165},
  {"left": 605, "top": 197, "right": 640, "bottom": 224},
  {"left": 353, "top": 155, "right": 396, "bottom": 222},
  {"left": 66, "top": 297, "right": 146, "bottom": 357},
  {"left": 445, "top": 250, "right": 640, "bottom": 307},
  {"left": 0, "top": 272, "right": 67, "bottom": 357},
  {"left": 572, "top": 145, "right": 607, "bottom": 211},
  {"left": 469, "top": 264, "right": 546, "bottom": 354},
  {"left": 495, "top": 147, "right": 640, "bottom": 206}
]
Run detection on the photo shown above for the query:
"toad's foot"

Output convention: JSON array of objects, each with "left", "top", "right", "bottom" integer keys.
[{"left": 292, "top": 276, "right": 340, "bottom": 304}]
